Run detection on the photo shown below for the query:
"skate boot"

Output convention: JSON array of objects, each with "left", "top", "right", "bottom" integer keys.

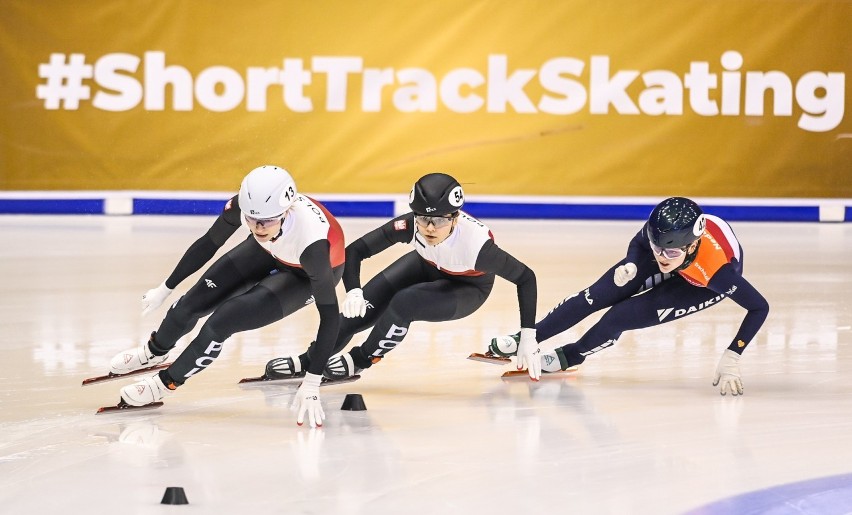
[
  {"left": 541, "top": 347, "right": 585, "bottom": 373},
  {"left": 109, "top": 332, "right": 169, "bottom": 376},
  {"left": 488, "top": 331, "right": 520, "bottom": 357},
  {"left": 119, "top": 372, "right": 176, "bottom": 406},
  {"left": 323, "top": 352, "right": 363, "bottom": 381},
  {"left": 265, "top": 355, "right": 306, "bottom": 380}
]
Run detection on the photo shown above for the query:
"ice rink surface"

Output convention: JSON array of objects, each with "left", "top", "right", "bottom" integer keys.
[{"left": 1, "top": 215, "right": 851, "bottom": 514}]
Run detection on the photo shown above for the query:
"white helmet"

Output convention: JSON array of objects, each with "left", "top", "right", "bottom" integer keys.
[{"left": 238, "top": 165, "right": 297, "bottom": 219}]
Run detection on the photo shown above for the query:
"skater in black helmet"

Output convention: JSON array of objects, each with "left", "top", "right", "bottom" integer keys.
[
  {"left": 488, "top": 197, "right": 769, "bottom": 396},
  {"left": 106, "top": 165, "right": 344, "bottom": 427},
  {"left": 264, "top": 172, "right": 543, "bottom": 382}
]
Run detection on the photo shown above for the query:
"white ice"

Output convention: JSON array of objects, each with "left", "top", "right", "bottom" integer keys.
[{"left": 1, "top": 215, "right": 851, "bottom": 514}]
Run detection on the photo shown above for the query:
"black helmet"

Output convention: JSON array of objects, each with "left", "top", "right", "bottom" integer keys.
[
  {"left": 647, "top": 197, "right": 706, "bottom": 248},
  {"left": 408, "top": 173, "right": 464, "bottom": 216}
]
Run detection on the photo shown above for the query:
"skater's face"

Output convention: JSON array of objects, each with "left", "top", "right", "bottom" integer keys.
[
  {"left": 245, "top": 214, "right": 283, "bottom": 242},
  {"left": 652, "top": 240, "right": 698, "bottom": 273},
  {"left": 415, "top": 213, "right": 458, "bottom": 245}
]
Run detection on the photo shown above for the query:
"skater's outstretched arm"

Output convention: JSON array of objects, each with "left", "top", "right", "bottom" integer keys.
[
  {"left": 706, "top": 265, "right": 769, "bottom": 396},
  {"left": 342, "top": 213, "right": 414, "bottom": 290},
  {"left": 291, "top": 240, "right": 341, "bottom": 428},
  {"left": 475, "top": 239, "right": 541, "bottom": 379},
  {"left": 299, "top": 240, "right": 342, "bottom": 376},
  {"left": 474, "top": 239, "right": 536, "bottom": 328},
  {"left": 141, "top": 195, "right": 244, "bottom": 315},
  {"left": 340, "top": 214, "right": 415, "bottom": 318},
  {"left": 163, "top": 196, "right": 244, "bottom": 288}
]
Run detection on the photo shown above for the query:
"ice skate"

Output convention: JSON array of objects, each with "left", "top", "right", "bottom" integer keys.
[
  {"left": 96, "top": 372, "right": 173, "bottom": 414},
  {"left": 109, "top": 332, "right": 170, "bottom": 376},
  {"left": 119, "top": 373, "right": 175, "bottom": 407},
  {"left": 489, "top": 332, "right": 520, "bottom": 357},
  {"left": 468, "top": 332, "right": 518, "bottom": 364},
  {"left": 501, "top": 348, "right": 579, "bottom": 379},
  {"left": 266, "top": 355, "right": 305, "bottom": 380},
  {"left": 239, "top": 355, "right": 306, "bottom": 384},
  {"left": 84, "top": 333, "right": 172, "bottom": 386},
  {"left": 241, "top": 354, "right": 362, "bottom": 386},
  {"left": 323, "top": 353, "right": 362, "bottom": 381}
]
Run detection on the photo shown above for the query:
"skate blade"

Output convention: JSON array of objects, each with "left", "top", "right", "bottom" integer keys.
[
  {"left": 96, "top": 399, "right": 164, "bottom": 414},
  {"left": 321, "top": 374, "right": 361, "bottom": 387},
  {"left": 501, "top": 367, "right": 578, "bottom": 380},
  {"left": 82, "top": 363, "right": 173, "bottom": 386},
  {"left": 238, "top": 374, "right": 360, "bottom": 387},
  {"left": 467, "top": 353, "right": 511, "bottom": 365},
  {"left": 238, "top": 374, "right": 305, "bottom": 385}
]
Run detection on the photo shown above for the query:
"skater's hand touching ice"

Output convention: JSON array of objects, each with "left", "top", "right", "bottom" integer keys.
[
  {"left": 516, "top": 328, "right": 541, "bottom": 380},
  {"left": 292, "top": 373, "right": 325, "bottom": 428},
  {"left": 713, "top": 349, "right": 743, "bottom": 396}
]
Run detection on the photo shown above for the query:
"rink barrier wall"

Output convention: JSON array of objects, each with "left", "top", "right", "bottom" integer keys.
[{"left": 0, "top": 192, "right": 849, "bottom": 222}]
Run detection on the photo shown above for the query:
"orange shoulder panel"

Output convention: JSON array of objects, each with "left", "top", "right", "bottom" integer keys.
[{"left": 678, "top": 232, "right": 730, "bottom": 287}]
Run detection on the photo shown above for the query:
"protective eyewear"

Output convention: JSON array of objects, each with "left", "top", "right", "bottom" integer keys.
[
  {"left": 649, "top": 239, "right": 689, "bottom": 260},
  {"left": 414, "top": 214, "right": 456, "bottom": 228},
  {"left": 245, "top": 214, "right": 282, "bottom": 228}
]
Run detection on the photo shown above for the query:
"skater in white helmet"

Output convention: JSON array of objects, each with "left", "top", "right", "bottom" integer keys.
[{"left": 107, "top": 165, "right": 344, "bottom": 427}]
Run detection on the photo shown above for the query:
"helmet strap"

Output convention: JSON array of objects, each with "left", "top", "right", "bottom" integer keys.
[
  {"left": 674, "top": 239, "right": 701, "bottom": 272},
  {"left": 269, "top": 221, "right": 285, "bottom": 242},
  {"left": 448, "top": 212, "right": 460, "bottom": 235}
]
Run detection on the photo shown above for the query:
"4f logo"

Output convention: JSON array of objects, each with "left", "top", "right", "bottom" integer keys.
[{"left": 205, "top": 279, "right": 216, "bottom": 288}]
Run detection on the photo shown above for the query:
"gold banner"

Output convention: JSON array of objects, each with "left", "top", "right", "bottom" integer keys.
[{"left": 1, "top": 0, "right": 850, "bottom": 197}]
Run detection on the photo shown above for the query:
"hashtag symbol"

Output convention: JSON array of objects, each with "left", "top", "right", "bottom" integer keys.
[{"left": 35, "top": 53, "right": 93, "bottom": 110}]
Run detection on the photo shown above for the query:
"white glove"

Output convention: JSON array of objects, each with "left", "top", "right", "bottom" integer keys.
[
  {"left": 141, "top": 282, "right": 173, "bottom": 316},
  {"left": 713, "top": 349, "right": 743, "bottom": 396},
  {"left": 341, "top": 288, "right": 368, "bottom": 318},
  {"left": 613, "top": 262, "right": 637, "bottom": 287},
  {"left": 516, "top": 328, "right": 542, "bottom": 380},
  {"left": 291, "top": 372, "right": 325, "bottom": 428}
]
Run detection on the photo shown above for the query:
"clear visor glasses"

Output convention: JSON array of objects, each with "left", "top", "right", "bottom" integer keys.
[
  {"left": 649, "top": 239, "right": 689, "bottom": 260},
  {"left": 245, "top": 214, "right": 282, "bottom": 228},
  {"left": 414, "top": 214, "right": 456, "bottom": 228}
]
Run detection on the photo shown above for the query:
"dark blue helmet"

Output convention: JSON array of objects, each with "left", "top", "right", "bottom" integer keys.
[
  {"left": 408, "top": 173, "right": 464, "bottom": 216},
  {"left": 647, "top": 197, "right": 705, "bottom": 248}
]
